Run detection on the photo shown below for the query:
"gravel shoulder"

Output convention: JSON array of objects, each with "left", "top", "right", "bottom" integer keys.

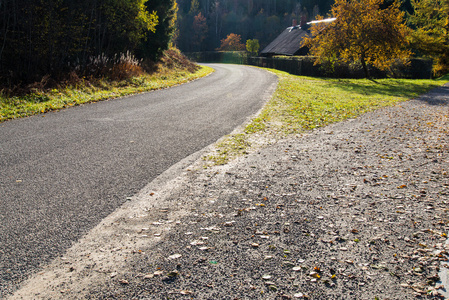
[{"left": 10, "top": 84, "right": 449, "bottom": 299}]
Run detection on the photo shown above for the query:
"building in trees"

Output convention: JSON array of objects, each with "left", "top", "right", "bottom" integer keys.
[
  {"left": 303, "top": 0, "right": 411, "bottom": 78},
  {"left": 260, "top": 19, "right": 335, "bottom": 57}
]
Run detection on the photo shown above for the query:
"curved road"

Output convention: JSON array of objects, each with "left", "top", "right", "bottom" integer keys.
[{"left": 0, "top": 64, "right": 277, "bottom": 296}]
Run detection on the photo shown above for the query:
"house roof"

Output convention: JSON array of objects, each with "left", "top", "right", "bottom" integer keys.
[
  {"left": 260, "top": 18, "right": 336, "bottom": 56},
  {"left": 260, "top": 26, "right": 309, "bottom": 56}
]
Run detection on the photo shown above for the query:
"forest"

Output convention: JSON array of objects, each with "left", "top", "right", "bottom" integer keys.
[
  {"left": 0, "top": 0, "right": 176, "bottom": 85},
  {"left": 0, "top": 0, "right": 339, "bottom": 86},
  {"left": 175, "top": 0, "right": 335, "bottom": 52},
  {"left": 0, "top": 0, "right": 447, "bottom": 86}
]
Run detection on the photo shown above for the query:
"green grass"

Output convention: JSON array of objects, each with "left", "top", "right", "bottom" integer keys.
[
  {"left": 206, "top": 69, "right": 448, "bottom": 165},
  {"left": 0, "top": 66, "right": 213, "bottom": 122}
]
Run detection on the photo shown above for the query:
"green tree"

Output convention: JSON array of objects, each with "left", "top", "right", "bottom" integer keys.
[
  {"left": 408, "top": 0, "right": 449, "bottom": 76},
  {"left": 303, "top": 0, "right": 411, "bottom": 78},
  {"left": 0, "top": 0, "right": 161, "bottom": 84},
  {"left": 139, "top": 0, "right": 178, "bottom": 61},
  {"left": 246, "top": 39, "right": 260, "bottom": 55}
]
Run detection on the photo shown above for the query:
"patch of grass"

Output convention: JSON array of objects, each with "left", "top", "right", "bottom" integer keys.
[
  {"left": 205, "top": 134, "right": 251, "bottom": 165},
  {"left": 0, "top": 58, "right": 213, "bottom": 123},
  {"left": 206, "top": 69, "right": 447, "bottom": 165}
]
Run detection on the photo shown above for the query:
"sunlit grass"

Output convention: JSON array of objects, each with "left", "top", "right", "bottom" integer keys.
[
  {"left": 249, "top": 71, "right": 445, "bottom": 134},
  {"left": 0, "top": 66, "right": 213, "bottom": 122},
  {"left": 206, "top": 69, "right": 447, "bottom": 165}
]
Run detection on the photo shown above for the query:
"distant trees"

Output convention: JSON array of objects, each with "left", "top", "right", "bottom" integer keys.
[
  {"left": 303, "top": 0, "right": 411, "bottom": 77},
  {"left": 0, "top": 0, "right": 176, "bottom": 85},
  {"left": 217, "top": 33, "right": 245, "bottom": 51},
  {"left": 192, "top": 12, "right": 209, "bottom": 51},
  {"left": 408, "top": 0, "right": 449, "bottom": 76},
  {"left": 175, "top": 0, "right": 335, "bottom": 52}
]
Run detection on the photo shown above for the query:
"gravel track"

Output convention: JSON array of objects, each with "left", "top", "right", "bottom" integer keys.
[{"left": 10, "top": 84, "right": 449, "bottom": 299}]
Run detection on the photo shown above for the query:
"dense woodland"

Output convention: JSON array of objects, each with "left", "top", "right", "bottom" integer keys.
[
  {"left": 174, "top": 0, "right": 416, "bottom": 52},
  {"left": 175, "top": 0, "right": 334, "bottom": 52},
  {"left": 0, "top": 0, "right": 176, "bottom": 85},
  {"left": 0, "top": 0, "right": 447, "bottom": 86}
]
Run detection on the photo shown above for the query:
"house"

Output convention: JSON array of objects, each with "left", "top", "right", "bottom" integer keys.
[{"left": 260, "top": 18, "right": 336, "bottom": 57}]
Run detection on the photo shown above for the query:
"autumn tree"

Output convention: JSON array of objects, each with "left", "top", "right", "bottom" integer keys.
[
  {"left": 216, "top": 33, "right": 245, "bottom": 51},
  {"left": 192, "top": 12, "right": 208, "bottom": 51},
  {"left": 408, "top": 0, "right": 449, "bottom": 76},
  {"left": 303, "top": 0, "right": 411, "bottom": 78},
  {"left": 246, "top": 39, "right": 260, "bottom": 55}
]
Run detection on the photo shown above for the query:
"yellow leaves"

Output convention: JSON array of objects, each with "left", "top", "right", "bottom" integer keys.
[{"left": 307, "top": 0, "right": 411, "bottom": 77}]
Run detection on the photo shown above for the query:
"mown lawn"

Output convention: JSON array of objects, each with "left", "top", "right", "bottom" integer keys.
[{"left": 206, "top": 69, "right": 448, "bottom": 165}]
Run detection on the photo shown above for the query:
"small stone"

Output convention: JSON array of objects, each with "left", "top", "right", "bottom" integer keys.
[
  {"left": 180, "top": 290, "right": 193, "bottom": 295},
  {"left": 168, "top": 254, "right": 182, "bottom": 260}
]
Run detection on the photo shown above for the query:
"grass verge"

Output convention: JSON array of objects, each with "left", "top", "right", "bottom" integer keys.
[
  {"left": 0, "top": 62, "right": 213, "bottom": 123},
  {"left": 206, "top": 69, "right": 448, "bottom": 165}
]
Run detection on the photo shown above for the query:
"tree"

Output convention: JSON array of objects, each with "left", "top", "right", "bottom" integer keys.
[
  {"left": 140, "top": 0, "right": 178, "bottom": 61},
  {"left": 0, "top": 0, "right": 162, "bottom": 84},
  {"left": 192, "top": 12, "right": 208, "bottom": 51},
  {"left": 246, "top": 39, "right": 260, "bottom": 55},
  {"left": 303, "top": 0, "right": 411, "bottom": 78},
  {"left": 408, "top": 0, "right": 449, "bottom": 76},
  {"left": 216, "top": 33, "right": 245, "bottom": 51}
]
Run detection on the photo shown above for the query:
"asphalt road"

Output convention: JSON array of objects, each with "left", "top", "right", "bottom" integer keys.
[{"left": 0, "top": 64, "right": 277, "bottom": 296}]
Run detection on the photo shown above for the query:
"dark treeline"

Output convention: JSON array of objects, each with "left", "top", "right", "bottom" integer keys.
[
  {"left": 176, "top": 0, "right": 334, "bottom": 52},
  {"left": 0, "top": 0, "right": 176, "bottom": 85},
  {"left": 175, "top": 0, "right": 413, "bottom": 53}
]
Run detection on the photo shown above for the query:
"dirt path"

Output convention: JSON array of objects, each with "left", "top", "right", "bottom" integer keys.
[{"left": 10, "top": 85, "right": 449, "bottom": 299}]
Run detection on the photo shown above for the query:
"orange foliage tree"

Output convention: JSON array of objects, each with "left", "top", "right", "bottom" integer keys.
[
  {"left": 192, "top": 12, "right": 208, "bottom": 51},
  {"left": 216, "top": 33, "right": 245, "bottom": 51},
  {"left": 303, "top": 0, "right": 411, "bottom": 77}
]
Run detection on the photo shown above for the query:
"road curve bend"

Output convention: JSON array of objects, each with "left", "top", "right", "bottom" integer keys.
[{"left": 0, "top": 64, "right": 277, "bottom": 296}]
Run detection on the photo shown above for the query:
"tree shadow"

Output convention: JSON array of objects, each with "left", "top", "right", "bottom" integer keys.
[
  {"left": 323, "top": 78, "right": 449, "bottom": 106},
  {"left": 413, "top": 85, "right": 449, "bottom": 106}
]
